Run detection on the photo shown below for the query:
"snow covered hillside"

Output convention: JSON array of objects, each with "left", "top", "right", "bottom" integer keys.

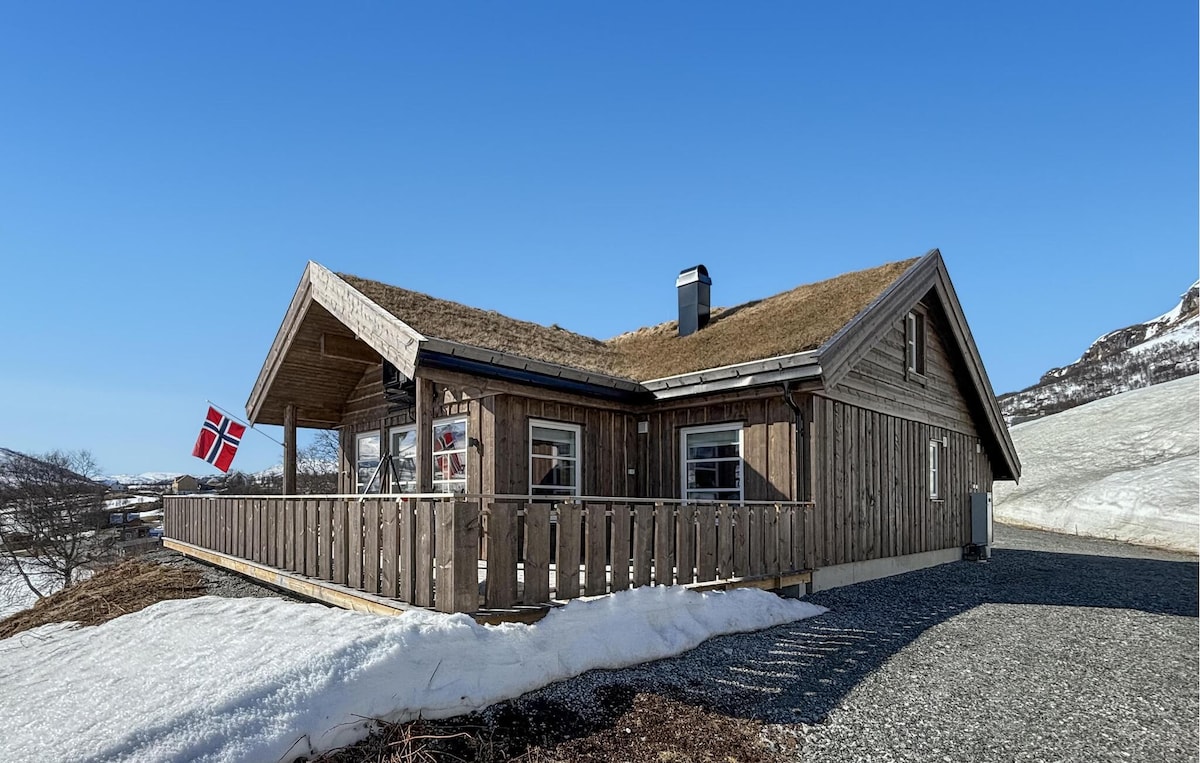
[
  {"left": 994, "top": 375, "right": 1198, "bottom": 552},
  {"left": 999, "top": 281, "right": 1198, "bottom": 424},
  {"left": 0, "top": 587, "right": 824, "bottom": 763}
]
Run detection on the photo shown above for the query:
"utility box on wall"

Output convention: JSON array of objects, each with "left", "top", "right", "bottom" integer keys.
[{"left": 970, "top": 491, "right": 993, "bottom": 559}]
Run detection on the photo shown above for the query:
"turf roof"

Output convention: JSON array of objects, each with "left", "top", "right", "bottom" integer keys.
[{"left": 337, "top": 257, "right": 918, "bottom": 382}]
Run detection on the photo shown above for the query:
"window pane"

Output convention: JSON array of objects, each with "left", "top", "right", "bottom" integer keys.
[
  {"left": 356, "top": 433, "right": 380, "bottom": 494},
  {"left": 532, "top": 458, "right": 576, "bottom": 489},
  {"left": 686, "top": 429, "right": 739, "bottom": 460},
  {"left": 390, "top": 429, "right": 416, "bottom": 458},
  {"left": 686, "top": 461, "right": 740, "bottom": 491},
  {"left": 433, "top": 421, "right": 466, "bottom": 453},
  {"left": 434, "top": 453, "right": 466, "bottom": 481},
  {"left": 532, "top": 426, "right": 576, "bottom": 458}
]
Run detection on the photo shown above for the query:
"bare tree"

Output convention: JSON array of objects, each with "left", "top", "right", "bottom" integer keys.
[
  {"left": 0, "top": 448, "right": 112, "bottom": 598},
  {"left": 298, "top": 429, "right": 339, "bottom": 494}
]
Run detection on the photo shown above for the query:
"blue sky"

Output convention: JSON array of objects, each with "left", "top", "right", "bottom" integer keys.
[{"left": 0, "top": 2, "right": 1195, "bottom": 476}]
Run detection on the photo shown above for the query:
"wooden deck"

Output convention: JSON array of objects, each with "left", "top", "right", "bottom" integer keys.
[{"left": 163, "top": 494, "right": 815, "bottom": 620}]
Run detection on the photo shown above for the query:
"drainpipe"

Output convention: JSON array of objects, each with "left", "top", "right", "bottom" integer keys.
[{"left": 780, "top": 383, "right": 808, "bottom": 502}]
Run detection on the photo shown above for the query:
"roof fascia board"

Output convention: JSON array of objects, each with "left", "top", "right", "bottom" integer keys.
[
  {"left": 640, "top": 350, "right": 821, "bottom": 386},
  {"left": 930, "top": 267, "right": 1022, "bottom": 480},
  {"left": 307, "top": 263, "right": 424, "bottom": 379},
  {"left": 246, "top": 267, "right": 315, "bottom": 422},
  {"left": 819, "top": 250, "right": 941, "bottom": 388}
]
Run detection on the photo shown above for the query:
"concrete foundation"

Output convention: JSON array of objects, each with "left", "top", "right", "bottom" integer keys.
[{"left": 809, "top": 546, "right": 963, "bottom": 593}]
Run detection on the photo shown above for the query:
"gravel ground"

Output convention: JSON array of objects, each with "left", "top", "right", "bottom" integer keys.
[{"left": 486, "top": 523, "right": 1199, "bottom": 762}]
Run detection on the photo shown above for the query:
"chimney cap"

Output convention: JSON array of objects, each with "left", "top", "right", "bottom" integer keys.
[{"left": 676, "top": 264, "right": 711, "bottom": 288}]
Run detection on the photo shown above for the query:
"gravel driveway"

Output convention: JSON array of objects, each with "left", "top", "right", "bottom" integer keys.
[{"left": 506, "top": 523, "right": 1199, "bottom": 762}]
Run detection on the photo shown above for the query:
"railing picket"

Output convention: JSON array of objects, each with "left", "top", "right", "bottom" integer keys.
[
  {"left": 609, "top": 502, "right": 631, "bottom": 592},
  {"left": 696, "top": 503, "right": 716, "bottom": 583},
  {"left": 381, "top": 501, "right": 398, "bottom": 597},
  {"left": 347, "top": 502, "right": 364, "bottom": 590},
  {"left": 485, "top": 500, "right": 518, "bottom": 608},
  {"left": 398, "top": 499, "right": 415, "bottom": 602},
  {"left": 676, "top": 504, "right": 695, "bottom": 585},
  {"left": 318, "top": 500, "right": 332, "bottom": 580},
  {"left": 332, "top": 501, "right": 348, "bottom": 585},
  {"left": 523, "top": 502, "right": 550, "bottom": 604},
  {"left": 653, "top": 502, "right": 673, "bottom": 586},
  {"left": 717, "top": 504, "right": 733, "bottom": 579},
  {"left": 435, "top": 500, "right": 481, "bottom": 614},
  {"left": 305, "top": 500, "right": 318, "bottom": 577},
  {"left": 363, "top": 499, "right": 381, "bottom": 594},
  {"left": 733, "top": 505, "right": 750, "bottom": 577},
  {"left": 584, "top": 502, "right": 607, "bottom": 596},
  {"left": 555, "top": 502, "right": 581, "bottom": 599},
  {"left": 414, "top": 500, "right": 435, "bottom": 608},
  {"left": 632, "top": 504, "right": 653, "bottom": 587}
]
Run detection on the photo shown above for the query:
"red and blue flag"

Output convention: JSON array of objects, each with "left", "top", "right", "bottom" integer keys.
[{"left": 192, "top": 406, "right": 246, "bottom": 473}]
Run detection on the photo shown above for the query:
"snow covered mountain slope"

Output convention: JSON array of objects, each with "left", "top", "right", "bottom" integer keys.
[
  {"left": 999, "top": 281, "right": 1198, "bottom": 424},
  {"left": 993, "top": 375, "right": 1198, "bottom": 552}
]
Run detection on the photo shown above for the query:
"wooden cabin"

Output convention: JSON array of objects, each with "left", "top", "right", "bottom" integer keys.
[{"left": 163, "top": 249, "right": 1019, "bottom": 616}]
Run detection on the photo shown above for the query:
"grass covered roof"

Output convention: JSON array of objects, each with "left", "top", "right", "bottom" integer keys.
[{"left": 337, "top": 257, "right": 918, "bottom": 382}]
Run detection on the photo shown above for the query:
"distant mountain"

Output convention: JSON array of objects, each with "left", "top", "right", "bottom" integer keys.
[
  {"left": 104, "top": 472, "right": 182, "bottom": 487},
  {"left": 999, "top": 281, "right": 1198, "bottom": 425},
  {"left": 994, "top": 375, "right": 1198, "bottom": 552}
]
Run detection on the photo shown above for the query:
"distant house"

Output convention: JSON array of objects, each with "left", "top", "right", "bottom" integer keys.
[
  {"left": 164, "top": 249, "right": 1019, "bottom": 615},
  {"left": 171, "top": 475, "right": 199, "bottom": 494}
]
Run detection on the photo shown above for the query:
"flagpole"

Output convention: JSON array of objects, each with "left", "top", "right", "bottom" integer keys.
[{"left": 205, "top": 400, "right": 285, "bottom": 447}]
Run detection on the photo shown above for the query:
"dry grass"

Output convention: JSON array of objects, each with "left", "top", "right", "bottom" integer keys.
[
  {"left": 339, "top": 258, "right": 917, "bottom": 382},
  {"left": 0, "top": 559, "right": 205, "bottom": 638}
]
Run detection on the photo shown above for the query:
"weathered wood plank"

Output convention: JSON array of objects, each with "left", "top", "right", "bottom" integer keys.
[
  {"left": 414, "top": 500, "right": 435, "bottom": 608},
  {"left": 675, "top": 504, "right": 695, "bottom": 585},
  {"left": 318, "top": 500, "right": 332, "bottom": 580},
  {"left": 347, "top": 502, "right": 364, "bottom": 590},
  {"left": 610, "top": 502, "right": 631, "bottom": 592},
  {"left": 485, "top": 500, "right": 519, "bottom": 608},
  {"left": 332, "top": 501, "right": 348, "bottom": 585},
  {"left": 584, "top": 502, "right": 608, "bottom": 596},
  {"left": 653, "top": 502, "right": 674, "bottom": 586},
  {"left": 305, "top": 500, "right": 318, "bottom": 577},
  {"left": 556, "top": 502, "right": 581, "bottom": 599},
  {"left": 397, "top": 499, "right": 415, "bottom": 601},
  {"left": 696, "top": 503, "right": 716, "bottom": 582},
  {"left": 436, "top": 501, "right": 480, "bottom": 613},
  {"left": 730, "top": 504, "right": 748, "bottom": 577},
  {"left": 632, "top": 504, "right": 653, "bottom": 587},
  {"left": 363, "top": 499, "right": 381, "bottom": 594},
  {"left": 717, "top": 504, "right": 734, "bottom": 578},
  {"left": 523, "top": 502, "right": 551, "bottom": 604}
]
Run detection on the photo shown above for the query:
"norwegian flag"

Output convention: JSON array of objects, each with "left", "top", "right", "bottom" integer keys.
[{"left": 192, "top": 406, "right": 246, "bottom": 473}]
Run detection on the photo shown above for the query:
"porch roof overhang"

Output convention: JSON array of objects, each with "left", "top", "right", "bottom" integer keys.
[{"left": 246, "top": 263, "right": 648, "bottom": 426}]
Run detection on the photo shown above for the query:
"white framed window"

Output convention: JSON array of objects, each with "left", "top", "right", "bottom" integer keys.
[
  {"left": 355, "top": 431, "right": 381, "bottom": 494},
  {"left": 529, "top": 420, "right": 581, "bottom": 497},
  {"left": 387, "top": 425, "right": 417, "bottom": 493},
  {"left": 928, "top": 438, "right": 942, "bottom": 500},
  {"left": 680, "top": 423, "right": 744, "bottom": 503},
  {"left": 906, "top": 310, "right": 927, "bottom": 377},
  {"left": 432, "top": 417, "right": 468, "bottom": 494}
]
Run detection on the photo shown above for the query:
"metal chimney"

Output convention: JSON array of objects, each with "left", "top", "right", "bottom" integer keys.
[{"left": 676, "top": 264, "right": 711, "bottom": 337}]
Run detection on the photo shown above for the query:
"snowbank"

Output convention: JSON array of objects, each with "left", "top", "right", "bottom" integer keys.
[
  {"left": 0, "top": 586, "right": 824, "bottom": 763},
  {"left": 994, "top": 375, "right": 1199, "bottom": 552}
]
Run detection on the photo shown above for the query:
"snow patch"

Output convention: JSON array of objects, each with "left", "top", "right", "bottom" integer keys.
[
  {"left": 0, "top": 586, "right": 824, "bottom": 763},
  {"left": 995, "top": 375, "right": 1199, "bottom": 552}
]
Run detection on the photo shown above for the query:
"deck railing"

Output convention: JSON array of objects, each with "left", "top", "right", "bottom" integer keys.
[{"left": 163, "top": 494, "right": 816, "bottom": 615}]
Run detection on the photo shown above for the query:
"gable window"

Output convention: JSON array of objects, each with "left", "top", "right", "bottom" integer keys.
[
  {"left": 529, "top": 420, "right": 581, "bottom": 497},
  {"left": 906, "top": 310, "right": 927, "bottom": 377},
  {"left": 680, "top": 424, "right": 744, "bottom": 503},
  {"left": 387, "top": 425, "right": 417, "bottom": 493},
  {"left": 355, "top": 431, "right": 381, "bottom": 494},
  {"left": 432, "top": 417, "right": 468, "bottom": 494},
  {"left": 928, "top": 438, "right": 942, "bottom": 500}
]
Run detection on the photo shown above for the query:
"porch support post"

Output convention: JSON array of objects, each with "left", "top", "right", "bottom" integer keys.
[
  {"left": 283, "top": 403, "right": 297, "bottom": 495},
  {"left": 415, "top": 375, "right": 435, "bottom": 493}
]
